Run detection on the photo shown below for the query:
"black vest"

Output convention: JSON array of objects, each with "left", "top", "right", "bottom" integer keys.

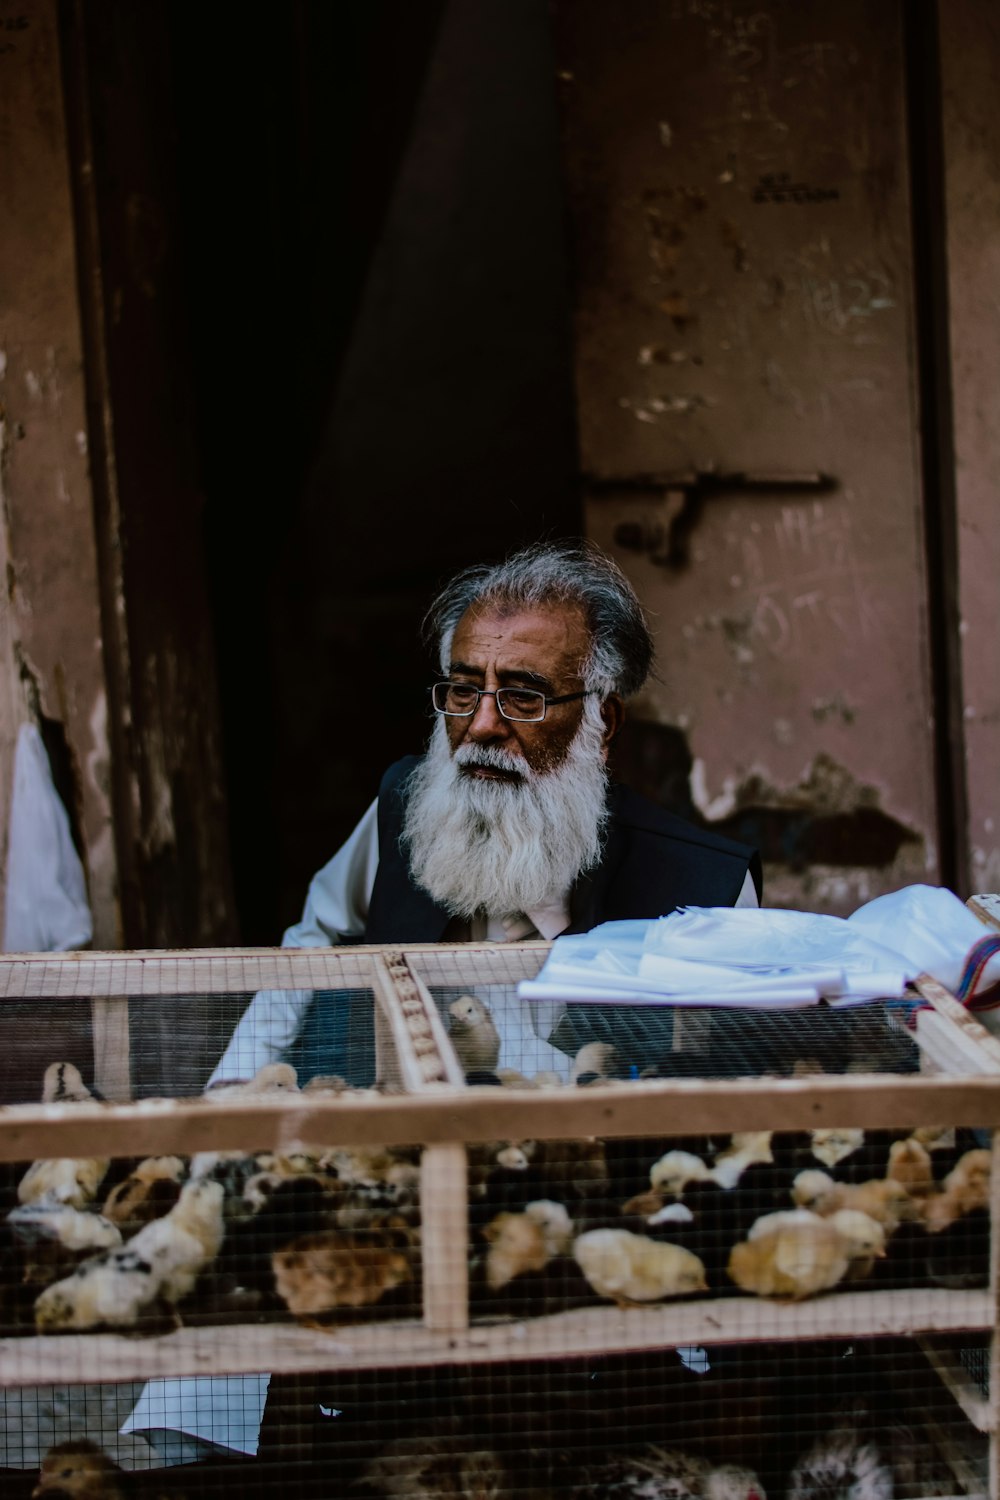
[{"left": 363, "top": 756, "right": 762, "bottom": 943}]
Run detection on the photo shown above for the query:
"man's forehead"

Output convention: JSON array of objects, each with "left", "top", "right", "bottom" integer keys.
[{"left": 449, "top": 600, "right": 591, "bottom": 673}]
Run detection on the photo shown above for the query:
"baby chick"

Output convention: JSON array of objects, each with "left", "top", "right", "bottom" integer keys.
[
  {"left": 792, "top": 1170, "right": 914, "bottom": 1234},
  {"left": 571, "top": 1041, "right": 626, "bottom": 1085},
  {"left": 810, "top": 1127, "right": 865, "bottom": 1170},
  {"left": 910, "top": 1124, "right": 956, "bottom": 1153},
  {"left": 102, "top": 1156, "right": 186, "bottom": 1233},
  {"left": 649, "top": 1150, "right": 713, "bottom": 1197},
  {"left": 271, "top": 1228, "right": 412, "bottom": 1321},
  {"left": 711, "top": 1132, "right": 774, "bottom": 1189},
  {"left": 791, "top": 1169, "right": 844, "bottom": 1215},
  {"left": 923, "top": 1147, "right": 992, "bottom": 1232},
  {"left": 447, "top": 994, "right": 500, "bottom": 1071},
  {"left": 573, "top": 1228, "right": 708, "bottom": 1306},
  {"left": 747, "top": 1209, "right": 821, "bottom": 1241},
  {"left": 728, "top": 1215, "right": 851, "bottom": 1300},
  {"left": 18, "top": 1064, "right": 108, "bottom": 1211},
  {"left": 482, "top": 1199, "right": 573, "bottom": 1290},
  {"left": 523, "top": 1198, "right": 574, "bottom": 1257},
  {"left": 360, "top": 1434, "right": 507, "bottom": 1500},
  {"left": 8, "top": 1202, "right": 123, "bottom": 1289},
  {"left": 886, "top": 1137, "right": 934, "bottom": 1194},
  {"left": 482, "top": 1212, "right": 549, "bottom": 1290},
  {"left": 40, "top": 1062, "right": 95, "bottom": 1104},
  {"left": 32, "top": 1438, "right": 128, "bottom": 1500},
  {"left": 571, "top": 1444, "right": 765, "bottom": 1500},
  {"left": 201, "top": 1061, "right": 300, "bottom": 1107},
  {"left": 786, "top": 1423, "right": 892, "bottom": 1500},
  {"left": 829, "top": 1208, "right": 887, "bottom": 1280},
  {"left": 34, "top": 1177, "right": 225, "bottom": 1330}
]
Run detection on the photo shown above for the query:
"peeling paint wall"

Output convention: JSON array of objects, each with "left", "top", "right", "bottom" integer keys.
[
  {"left": 555, "top": 0, "right": 939, "bottom": 913},
  {"left": 0, "top": 0, "right": 117, "bottom": 944},
  {"left": 939, "top": 1, "right": 1000, "bottom": 897}
]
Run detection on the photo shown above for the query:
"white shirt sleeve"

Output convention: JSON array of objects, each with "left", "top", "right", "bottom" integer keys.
[
  {"left": 208, "top": 799, "right": 380, "bottom": 1084},
  {"left": 735, "top": 868, "right": 759, "bottom": 908}
]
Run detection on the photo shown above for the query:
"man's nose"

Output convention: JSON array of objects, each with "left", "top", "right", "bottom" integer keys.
[{"left": 467, "top": 690, "right": 510, "bottom": 740}]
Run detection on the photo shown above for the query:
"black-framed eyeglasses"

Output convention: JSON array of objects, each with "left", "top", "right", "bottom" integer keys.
[{"left": 431, "top": 681, "right": 595, "bottom": 723}]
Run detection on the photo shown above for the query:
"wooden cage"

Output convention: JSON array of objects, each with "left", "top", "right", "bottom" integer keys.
[{"left": 0, "top": 898, "right": 998, "bottom": 1494}]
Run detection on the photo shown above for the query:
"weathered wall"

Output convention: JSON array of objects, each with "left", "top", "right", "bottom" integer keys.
[
  {"left": 939, "top": 0, "right": 1000, "bottom": 896},
  {"left": 553, "top": 0, "right": 936, "bottom": 914},
  {"left": 0, "top": 0, "right": 117, "bottom": 946}
]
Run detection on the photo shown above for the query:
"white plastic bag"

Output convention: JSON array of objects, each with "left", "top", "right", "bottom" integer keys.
[
  {"left": 846, "top": 883, "right": 1000, "bottom": 993},
  {"left": 3, "top": 722, "right": 92, "bottom": 953}
]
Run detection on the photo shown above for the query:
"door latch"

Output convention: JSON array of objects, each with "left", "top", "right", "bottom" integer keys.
[{"left": 589, "top": 470, "right": 837, "bottom": 569}]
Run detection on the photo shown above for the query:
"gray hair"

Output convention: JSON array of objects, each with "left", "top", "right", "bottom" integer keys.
[{"left": 424, "top": 540, "right": 654, "bottom": 697}]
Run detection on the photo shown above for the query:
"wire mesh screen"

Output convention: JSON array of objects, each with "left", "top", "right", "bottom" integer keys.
[
  {"left": 0, "top": 945, "right": 996, "bottom": 1497},
  {"left": 414, "top": 944, "right": 922, "bottom": 1086}
]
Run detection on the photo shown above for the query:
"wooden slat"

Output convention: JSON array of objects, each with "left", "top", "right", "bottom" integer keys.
[
  {"left": 90, "top": 996, "right": 131, "bottom": 1101},
  {"left": 916, "top": 1405, "right": 990, "bottom": 1498},
  {"left": 397, "top": 958, "right": 467, "bottom": 1089},
  {"left": 370, "top": 956, "right": 430, "bottom": 1094},
  {"left": 420, "top": 1143, "right": 469, "bottom": 1334},
  {"left": 917, "top": 1009, "right": 1000, "bottom": 1078},
  {"left": 917, "top": 1337, "right": 993, "bottom": 1432},
  {"left": 6, "top": 1073, "right": 1000, "bottom": 1161},
  {"left": 918, "top": 973, "right": 1000, "bottom": 1072},
  {"left": 0, "top": 1288, "right": 988, "bottom": 1386},
  {"left": 969, "top": 895, "right": 1000, "bottom": 934},
  {"left": 0, "top": 942, "right": 549, "bottom": 998}
]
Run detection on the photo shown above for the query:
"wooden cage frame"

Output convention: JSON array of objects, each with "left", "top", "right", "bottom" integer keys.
[{"left": 0, "top": 897, "right": 997, "bottom": 1494}]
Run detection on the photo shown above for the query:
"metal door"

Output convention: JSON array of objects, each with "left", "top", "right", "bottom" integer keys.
[{"left": 553, "top": 0, "right": 935, "bottom": 913}]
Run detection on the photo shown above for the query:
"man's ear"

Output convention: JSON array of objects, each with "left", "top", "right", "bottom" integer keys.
[{"left": 599, "top": 694, "right": 625, "bottom": 755}]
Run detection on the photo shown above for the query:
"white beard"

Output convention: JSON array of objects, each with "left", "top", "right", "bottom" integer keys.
[{"left": 402, "top": 708, "right": 610, "bottom": 920}]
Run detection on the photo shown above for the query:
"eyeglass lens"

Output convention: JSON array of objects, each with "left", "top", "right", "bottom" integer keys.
[{"left": 433, "top": 683, "right": 546, "bottom": 721}]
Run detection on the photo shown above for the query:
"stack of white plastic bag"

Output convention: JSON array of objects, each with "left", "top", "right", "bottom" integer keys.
[{"left": 518, "top": 884, "right": 1000, "bottom": 1012}]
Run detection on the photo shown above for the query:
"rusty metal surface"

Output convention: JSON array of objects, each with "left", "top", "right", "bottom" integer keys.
[{"left": 553, "top": 0, "right": 937, "bottom": 912}]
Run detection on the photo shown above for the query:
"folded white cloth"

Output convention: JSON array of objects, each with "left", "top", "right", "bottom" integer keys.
[{"left": 519, "top": 885, "right": 998, "bottom": 1010}]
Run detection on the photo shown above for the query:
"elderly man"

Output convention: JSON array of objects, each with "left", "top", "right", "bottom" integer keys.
[
  {"left": 212, "top": 540, "right": 759, "bottom": 1085},
  {"left": 125, "top": 540, "right": 760, "bottom": 1464}
]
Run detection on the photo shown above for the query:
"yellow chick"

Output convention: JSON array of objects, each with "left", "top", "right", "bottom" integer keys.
[
  {"left": 923, "top": 1147, "right": 992, "bottom": 1233},
  {"left": 711, "top": 1131, "right": 773, "bottom": 1188},
  {"left": 886, "top": 1137, "right": 934, "bottom": 1194},
  {"left": 482, "top": 1212, "right": 549, "bottom": 1290},
  {"left": 272, "top": 1228, "right": 412, "bottom": 1321},
  {"left": 202, "top": 1061, "right": 300, "bottom": 1101},
  {"left": 791, "top": 1169, "right": 843, "bottom": 1215},
  {"left": 447, "top": 994, "right": 500, "bottom": 1071},
  {"left": 728, "top": 1216, "right": 851, "bottom": 1300},
  {"left": 810, "top": 1127, "right": 865, "bottom": 1169},
  {"left": 748, "top": 1209, "right": 822, "bottom": 1240},
  {"left": 32, "top": 1439, "right": 127, "bottom": 1500},
  {"left": 829, "top": 1208, "right": 886, "bottom": 1280},
  {"left": 523, "top": 1198, "right": 574, "bottom": 1257},
  {"left": 34, "top": 1178, "right": 225, "bottom": 1330},
  {"left": 573, "top": 1228, "right": 707, "bottom": 1306},
  {"left": 842, "top": 1177, "right": 915, "bottom": 1234},
  {"left": 482, "top": 1199, "right": 573, "bottom": 1290},
  {"left": 649, "top": 1149, "right": 712, "bottom": 1196},
  {"left": 18, "top": 1064, "right": 108, "bottom": 1211},
  {"left": 910, "top": 1124, "right": 956, "bottom": 1152},
  {"left": 791, "top": 1169, "right": 913, "bottom": 1234}
]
